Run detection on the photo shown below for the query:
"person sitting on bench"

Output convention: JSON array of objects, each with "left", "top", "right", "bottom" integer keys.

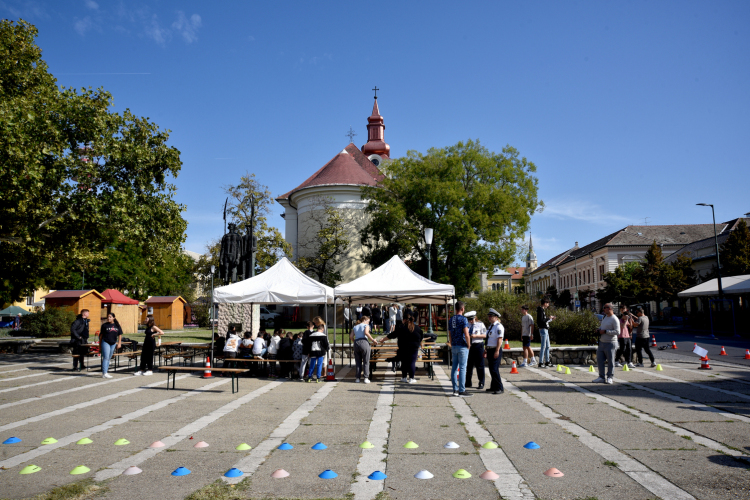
[
  {"left": 252, "top": 332, "right": 267, "bottom": 359},
  {"left": 239, "top": 331, "right": 253, "bottom": 358},
  {"left": 223, "top": 327, "right": 240, "bottom": 372}
]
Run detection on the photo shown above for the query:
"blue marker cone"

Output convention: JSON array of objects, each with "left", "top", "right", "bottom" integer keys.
[
  {"left": 523, "top": 441, "right": 541, "bottom": 450},
  {"left": 3, "top": 437, "right": 21, "bottom": 444},
  {"left": 368, "top": 471, "right": 387, "bottom": 480},
  {"left": 171, "top": 467, "right": 191, "bottom": 476},
  {"left": 319, "top": 469, "right": 338, "bottom": 479},
  {"left": 311, "top": 442, "right": 327, "bottom": 450},
  {"left": 278, "top": 443, "right": 294, "bottom": 450},
  {"left": 224, "top": 468, "right": 243, "bottom": 478}
]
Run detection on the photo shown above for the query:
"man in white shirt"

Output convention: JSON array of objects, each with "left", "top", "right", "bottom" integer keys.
[
  {"left": 223, "top": 329, "right": 240, "bottom": 369},
  {"left": 594, "top": 303, "right": 621, "bottom": 384},
  {"left": 252, "top": 334, "right": 267, "bottom": 358},
  {"left": 464, "top": 311, "right": 487, "bottom": 390},
  {"left": 484, "top": 308, "right": 505, "bottom": 394}
]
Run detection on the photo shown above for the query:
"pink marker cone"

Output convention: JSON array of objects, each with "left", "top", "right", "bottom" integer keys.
[
  {"left": 149, "top": 441, "right": 165, "bottom": 448},
  {"left": 544, "top": 468, "right": 564, "bottom": 477},
  {"left": 193, "top": 441, "right": 209, "bottom": 448},
  {"left": 480, "top": 470, "right": 499, "bottom": 480},
  {"left": 271, "top": 469, "right": 290, "bottom": 478}
]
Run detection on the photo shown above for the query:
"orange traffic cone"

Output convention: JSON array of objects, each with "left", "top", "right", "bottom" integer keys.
[
  {"left": 503, "top": 340, "right": 510, "bottom": 350},
  {"left": 650, "top": 335, "right": 657, "bottom": 347},
  {"left": 744, "top": 349, "right": 750, "bottom": 360},
  {"left": 202, "top": 356, "right": 212, "bottom": 378},
  {"left": 671, "top": 341, "right": 678, "bottom": 349},
  {"left": 325, "top": 359, "right": 335, "bottom": 381},
  {"left": 509, "top": 361, "right": 519, "bottom": 374},
  {"left": 719, "top": 346, "right": 727, "bottom": 356},
  {"left": 699, "top": 356, "right": 712, "bottom": 370}
]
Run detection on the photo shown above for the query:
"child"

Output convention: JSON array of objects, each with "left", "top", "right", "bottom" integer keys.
[
  {"left": 278, "top": 331, "right": 294, "bottom": 379},
  {"left": 239, "top": 331, "right": 253, "bottom": 358},
  {"left": 267, "top": 328, "right": 282, "bottom": 378},
  {"left": 292, "top": 333, "right": 303, "bottom": 379},
  {"left": 304, "top": 324, "right": 329, "bottom": 382},
  {"left": 223, "top": 328, "right": 240, "bottom": 371}
]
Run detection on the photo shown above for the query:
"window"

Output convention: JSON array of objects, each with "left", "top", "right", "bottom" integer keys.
[
  {"left": 26, "top": 295, "right": 34, "bottom": 305},
  {"left": 599, "top": 265, "right": 605, "bottom": 279},
  {"left": 588, "top": 270, "right": 591, "bottom": 284}
]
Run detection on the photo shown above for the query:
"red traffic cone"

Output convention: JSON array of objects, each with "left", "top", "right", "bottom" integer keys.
[
  {"left": 503, "top": 340, "right": 510, "bottom": 350},
  {"left": 699, "top": 356, "right": 712, "bottom": 370},
  {"left": 744, "top": 349, "right": 750, "bottom": 360},
  {"left": 202, "top": 356, "right": 212, "bottom": 378},
  {"left": 650, "top": 335, "right": 657, "bottom": 347},
  {"left": 510, "top": 361, "right": 519, "bottom": 374},
  {"left": 671, "top": 341, "right": 678, "bottom": 349},
  {"left": 325, "top": 358, "right": 335, "bottom": 381},
  {"left": 719, "top": 346, "right": 727, "bottom": 356}
]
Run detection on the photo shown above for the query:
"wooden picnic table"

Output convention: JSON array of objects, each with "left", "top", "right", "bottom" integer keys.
[{"left": 158, "top": 366, "right": 248, "bottom": 393}]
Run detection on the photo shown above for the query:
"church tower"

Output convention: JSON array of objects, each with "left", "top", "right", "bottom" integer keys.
[
  {"left": 526, "top": 234, "right": 538, "bottom": 271},
  {"left": 361, "top": 93, "right": 390, "bottom": 165}
]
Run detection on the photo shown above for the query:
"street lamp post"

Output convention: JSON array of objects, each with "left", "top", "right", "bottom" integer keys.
[
  {"left": 210, "top": 265, "right": 215, "bottom": 360},
  {"left": 425, "top": 228, "right": 434, "bottom": 335},
  {"left": 697, "top": 204, "right": 723, "bottom": 301}
]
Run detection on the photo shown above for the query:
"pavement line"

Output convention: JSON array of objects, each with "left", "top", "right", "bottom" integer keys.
[
  {"left": 630, "top": 367, "right": 750, "bottom": 401},
  {"left": 0, "top": 374, "right": 133, "bottom": 409},
  {"left": 0, "top": 375, "right": 191, "bottom": 433},
  {"left": 0, "top": 370, "right": 71, "bottom": 382},
  {"left": 571, "top": 366, "right": 750, "bottom": 424},
  {"left": 528, "top": 367, "right": 748, "bottom": 461},
  {"left": 222, "top": 366, "right": 352, "bottom": 484},
  {"left": 350, "top": 375, "right": 395, "bottom": 500},
  {"left": 435, "top": 366, "right": 534, "bottom": 500},
  {"left": 659, "top": 363, "right": 750, "bottom": 387},
  {"left": 0, "top": 378, "right": 230, "bottom": 471},
  {"left": 503, "top": 374, "right": 696, "bottom": 500},
  {"left": 0, "top": 375, "right": 80, "bottom": 394},
  {"left": 0, "top": 362, "right": 68, "bottom": 375},
  {"left": 95, "top": 379, "right": 282, "bottom": 480}
]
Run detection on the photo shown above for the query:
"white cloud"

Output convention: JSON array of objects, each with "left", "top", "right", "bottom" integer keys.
[
  {"left": 540, "top": 200, "right": 631, "bottom": 225},
  {"left": 248, "top": 35, "right": 255, "bottom": 41},
  {"left": 172, "top": 11, "right": 201, "bottom": 43},
  {"left": 84, "top": 0, "right": 98, "bottom": 10},
  {"left": 74, "top": 16, "right": 92, "bottom": 35},
  {"left": 144, "top": 13, "right": 170, "bottom": 45}
]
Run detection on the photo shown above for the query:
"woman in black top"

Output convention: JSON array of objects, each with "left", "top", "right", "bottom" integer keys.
[
  {"left": 100, "top": 313, "right": 124, "bottom": 379},
  {"left": 381, "top": 311, "right": 423, "bottom": 383},
  {"left": 371, "top": 305, "right": 382, "bottom": 334},
  {"left": 135, "top": 318, "right": 164, "bottom": 376}
]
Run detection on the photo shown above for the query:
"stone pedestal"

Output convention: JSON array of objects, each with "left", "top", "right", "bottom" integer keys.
[{"left": 217, "top": 304, "right": 260, "bottom": 337}]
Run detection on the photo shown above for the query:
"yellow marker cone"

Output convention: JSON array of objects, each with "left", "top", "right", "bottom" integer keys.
[
  {"left": 40, "top": 437, "right": 57, "bottom": 445},
  {"left": 564, "top": 367, "right": 571, "bottom": 375},
  {"left": 655, "top": 364, "right": 663, "bottom": 371},
  {"left": 76, "top": 438, "right": 93, "bottom": 445},
  {"left": 453, "top": 469, "right": 472, "bottom": 478},
  {"left": 588, "top": 365, "right": 595, "bottom": 372},
  {"left": 359, "top": 441, "right": 374, "bottom": 449},
  {"left": 556, "top": 365, "right": 563, "bottom": 372},
  {"left": 19, "top": 465, "right": 41, "bottom": 475},
  {"left": 235, "top": 443, "right": 251, "bottom": 450},
  {"left": 622, "top": 364, "right": 629, "bottom": 372},
  {"left": 114, "top": 439, "right": 130, "bottom": 446},
  {"left": 482, "top": 441, "right": 499, "bottom": 449},
  {"left": 403, "top": 441, "right": 419, "bottom": 449},
  {"left": 70, "top": 465, "right": 90, "bottom": 475}
]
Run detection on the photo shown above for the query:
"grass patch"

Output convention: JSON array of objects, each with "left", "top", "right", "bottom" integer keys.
[
  {"left": 681, "top": 435, "right": 693, "bottom": 440},
  {"left": 185, "top": 479, "right": 251, "bottom": 500},
  {"left": 603, "top": 460, "right": 618, "bottom": 467},
  {"left": 440, "top": 424, "right": 449, "bottom": 428},
  {"left": 25, "top": 479, "right": 107, "bottom": 500},
  {"left": 678, "top": 447, "right": 697, "bottom": 451}
]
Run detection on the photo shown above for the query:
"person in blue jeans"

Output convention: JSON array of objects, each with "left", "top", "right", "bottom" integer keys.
[
  {"left": 99, "top": 313, "right": 123, "bottom": 379},
  {"left": 536, "top": 299, "right": 555, "bottom": 368},
  {"left": 304, "top": 324, "right": 329, "bottom": 382},
  {"left": 448, "top": 301, "right": 472, "bottom": 397}
]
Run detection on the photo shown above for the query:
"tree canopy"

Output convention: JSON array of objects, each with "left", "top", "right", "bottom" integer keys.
[
  {"left": 360, "top": 139, "right": 542, "bottom": 296},
  {"left": 0, "top": 20, "right": 187, "bottom": 303},
  {"left": 297, "top": 195, "right": 350, "bottom": 287},
  {"left": 719, "top": 219, "right": 750, "bottom": 277}
]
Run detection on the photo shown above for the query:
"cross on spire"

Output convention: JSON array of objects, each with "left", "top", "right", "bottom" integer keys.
[
  {"left": 372, "top": 86, "right": 379, "bottom": 99},
  {"left": 346, "top": 126, "right": 357, "bottom": 143}
]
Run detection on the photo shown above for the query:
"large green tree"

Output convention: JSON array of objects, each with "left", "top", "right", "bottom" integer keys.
[
  {"left": 596, "top": 261, "right": 643, "bottom": 305},
  {"left": 719, "top": 219, "right": 750, "bottom": 277},
  {"left": 297, "top": 195, "right": 350, "bottom": 287},
  {"left": 360, "top": 140, "right": 542, "bottom": 296},
  {"left": 0, "top": 20, "right": 187, "bottom": 303}
]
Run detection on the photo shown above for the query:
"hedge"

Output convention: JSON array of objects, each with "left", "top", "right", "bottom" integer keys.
[{"left": 16, "top": 308, "right": 76, "bottom": 338}]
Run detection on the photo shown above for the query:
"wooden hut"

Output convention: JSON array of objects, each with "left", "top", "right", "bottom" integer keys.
[
  {"left": 144, "top": 296, "right": 187, "bottom": 330},
  {"left": 42, "top": 290, "right": 105, "bottom": 332},
  {"left": 100, "top": 289, "right": 140, "bottom": 335}
]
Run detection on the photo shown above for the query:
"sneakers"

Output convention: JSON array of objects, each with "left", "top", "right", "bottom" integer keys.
[
  {"left": 650, "top": 362, "right": 657, "bottom": 368},
  {"left": 518, "top": 362, "right": 528, "bottom": 368},
  {"left": 316, "top": 378, "right": 321, "bottom": 383},
  {"left": 408, "top": 378, "right": 417, "bottom": 384},
  {"left": 364, "top": 378, "right": 370, "bottom": 384},
  {"left": 103, "top": 373, "right": 113, "bottom": 379},
  {"left": 458, "top": 392, "right": 473, "bottom": 397},
  {"left": 606, "top": 377, "right": 614, "bottom": 384},
  {"left": 615, "top": 362, "right": 623, "bottom": 367},
  {"left": 452, "top": 391, "right": 459, "bottom": 397},
  {"left": 305, "top": 378, "right": 310, "bottom": 383},
  {"left": 627, "top": 363, "right": 635, "bottom": 369},
  {"left": 143, "top": 371, "right": 153, "bottom": 376},
  {"left": 477, "top": 385, "right": 484, "bottom": 390},
  {"left": 401, "top": 377, "right": 408, "bottom": 383},
  {"left": 355, "top": 378, "right": 361, "bottom": 383},
  {"left": 592, "top": 377, "right": 606, "bottom": 383},
  {"left": 635, "top": 363, "right": 644, "bottom": 367},
  {"left": 133, "top": 371, "right": 143, "bottom": 376}
]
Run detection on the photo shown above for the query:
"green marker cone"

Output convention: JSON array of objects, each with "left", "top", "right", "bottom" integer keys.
[
  {"left": 235, "top": 443, "right": 252, "bottom": 450},
  {"left": 453, "top": 469, "right": 472, "bottom": 478},
  {"left": 76, "top": 438, "right": 93, "bottom": 445},
  {"left": 359, "top": 440, "right": 374, "bottom": 449},
  {"left": 403, "top": 441, "right": 419, "bottom": 449},
  {"left": 70, "top": 465, "right": 90, "bottom": 475},
  {"left": 40, "top": 437, "right": 58, "bottom": 445},
  {"left": 482, "top": 441, "right": 499, "bottom": 449},
  {"left": 114, "top": 439, "right": 130, "bottom": 446},
  {"left": 19, "top": 465, "right": 41, "bottom": 475}
]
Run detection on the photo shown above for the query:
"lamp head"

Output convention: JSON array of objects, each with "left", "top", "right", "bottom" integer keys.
[
  {"left": 425, "top": 228, "right": 433, "bottom": 245},
  {"left": 210, "top": 265, "right": 216, "bottom": 274},
  {"left": 696, "top": 203, "right": 712, "bottom": 207}
]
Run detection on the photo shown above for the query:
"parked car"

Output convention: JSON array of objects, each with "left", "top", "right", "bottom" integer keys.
[{"left": 260, "top": 306, "right": 280, "bottom": 326}]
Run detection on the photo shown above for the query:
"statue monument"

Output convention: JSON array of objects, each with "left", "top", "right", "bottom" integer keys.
[{"left": 219, "top": 223, "right": 243, "bottom": 283}]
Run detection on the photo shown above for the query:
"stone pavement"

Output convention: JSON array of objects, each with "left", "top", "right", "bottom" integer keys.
[{"left": 0, "top": 351, "right": 749, "bottom": 500}]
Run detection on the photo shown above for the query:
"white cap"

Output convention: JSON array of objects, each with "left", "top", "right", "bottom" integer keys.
[{"left": 465, "top": 310, "right": 477, "bottom": 318}]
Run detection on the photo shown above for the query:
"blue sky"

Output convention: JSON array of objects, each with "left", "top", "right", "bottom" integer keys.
[{"left": 5, "top": 0, "right": 750, "bottom": 266}]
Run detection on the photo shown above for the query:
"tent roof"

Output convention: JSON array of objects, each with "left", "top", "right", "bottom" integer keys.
[
  {"left": 677, "top": 275, "right": 750, "bottom": 297},
  {"left": 213, "top": 257, "right": 334, "bottom": 304},
  {"left": 101, "top": 289, "right": 139, "bottom": 305},
  {"left": 334, "top": 255, "right": 455, "bottom": 304},
  {"left": 0, "top": 305, "right": 32, "bottom": 316}
]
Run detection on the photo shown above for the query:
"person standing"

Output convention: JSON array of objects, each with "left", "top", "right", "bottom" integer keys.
[
  {"left": 536, "top": 299, "right": 555, "bottom": 368},
  {"left": 395, "top": 304, "right": 404, "bottom": 329},
  {"left": 519, "top": 305, "right": 536, "bottom": 367},
  {"left": 70, "top": 309, "right": 90, "bottom": 372},
  {"left": 615, "top": 305, "right": 634, "bottom": 368},
  {"left": 292, "top": 333, "right": 303, "bottom": 378},
  {"left": 464, "top": 311, "right": 486, "bottom": 390},
  {"left": 343, "top": 306, "right": 351, "bottom": 334},
  {"left": 632, "top": 307, "right": 655, "bottom": 367},
  {"left": 371, "top": 305, "right": 382, "bottom": 335},
  {"left": 267, "top": 329, "right": 282, "bottom": 378},
  {"left": 388, "top": 304, "right": 398, "bottom": 333},
  {"left": 298, "top": 321, "right": 314, "bottom": 381},
  {"left": 448, "top": 301, "right": 472, "bottom": 397},
  {"left": 351, "top": 315, "right": 375, "bottom": 383},
  {"left": 305, "top": 324, "right": 329, "bottom": 382},
  {"left": 594, "top": 303, "right": 620, "bottom": 384},
  {"left": 134, "top": 318, "right": 163, "bottom": 376},
  {"left": 100, "top": 313, "right": 123, "bottom": 379},
  {"left": 13, "top": 313, "right": 21, "bottom": 330},
  {"left": 382, "top": 310, "right": 423, "bottom": 383},
  {"left": 484, "top": 308, "right": 505, "bottom": 394},
  {"left": 278, "top": 332, "right": 294, "bottom": 379}
]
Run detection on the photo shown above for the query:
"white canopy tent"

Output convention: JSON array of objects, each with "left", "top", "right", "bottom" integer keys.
[
  {"left": 677, "top": 275, "right": 750, "bottom": 298},
  {"left": 213, "top": 257, "right": 334, "bottom": 304}
]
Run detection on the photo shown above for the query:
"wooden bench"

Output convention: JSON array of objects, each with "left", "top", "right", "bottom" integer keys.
[
  {"left": 158, "top": 366, "right": 249, "bottom": 393},
  {"left": 230, "top": 358, "right": 300, "bottom": 377},
  {"left": 111, "top": 350, "right": 142, "bottom": 372},
  {"left": 163, "top": 351, "right": 194, "bottom": 366}
]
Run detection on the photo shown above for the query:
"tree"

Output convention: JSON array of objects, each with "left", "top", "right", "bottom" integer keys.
[
  {"left": 596, "top": 261, "right": 643, "bottom": 305},
  {"left": 0, "top": 20, "right": 187, "bottom": 304},
  {"left": 360, "top": 139, "right": 542, "bottom": 296},
  {"left": 297, "top": 195, "right": 351, "bottom": 287},
  {"left": 719, "top": 219, "right": 750, "bottom": 276},
  {"left": 555, "top": 289, "right": 572, "bottom": 309}
]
